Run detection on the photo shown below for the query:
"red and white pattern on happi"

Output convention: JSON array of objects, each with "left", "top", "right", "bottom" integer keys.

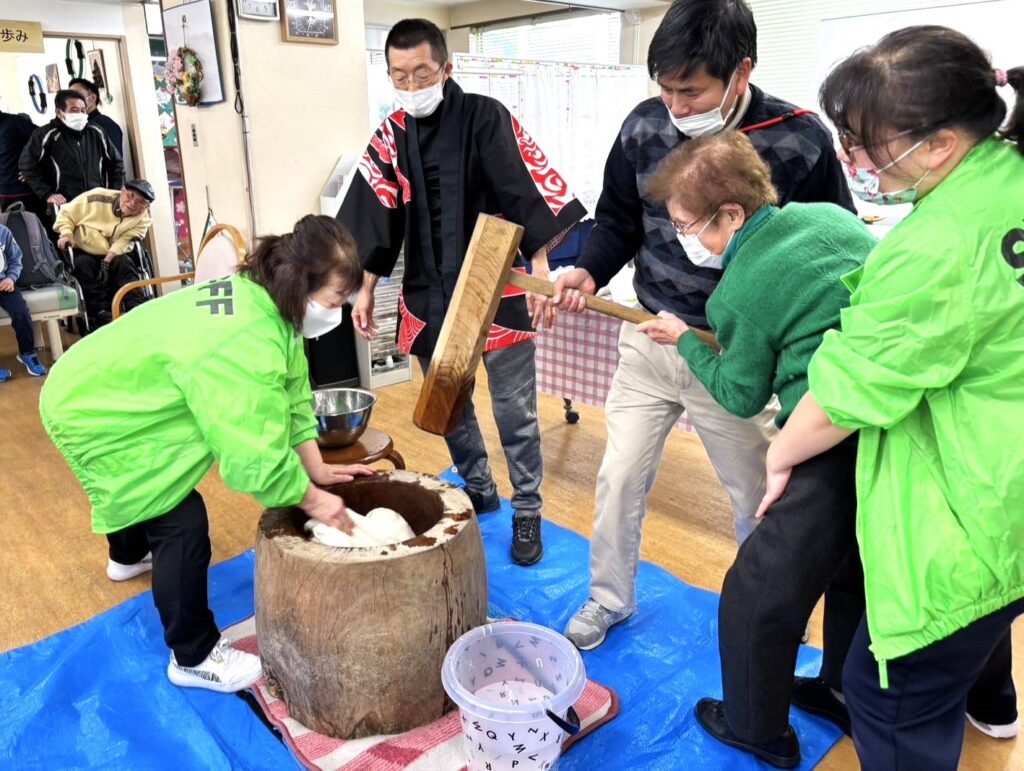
[
  {"left": 535, "top": 310, "right": 695, "bottom": 433},
  {"left": 397, "top": 290, "right": 426, "bottom": 354},
  {"left": 222, "top": 616, "right": 618, "bottom": 771},
  {"left": 358, "top": 153, "right": 400, "bottom": 209},
  {"left": 483, "top": 267, "right": 536, "bottom": 352},
  {"left": 510, "top": 116, "right": 574, "bottom": 217},
  {"left": 359, "top": 112, "right": 412, "bottom": 209}
]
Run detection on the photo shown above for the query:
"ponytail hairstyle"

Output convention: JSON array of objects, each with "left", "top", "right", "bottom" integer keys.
[
  {"left": 1002, "top": 67, "right": 1024, "bottom": 149},
  {"left": 819, "top": 26, "right": 1024, "bottom": 165},
  {"left": 239, "top": 215, "right": 363, "bottom": 331}
]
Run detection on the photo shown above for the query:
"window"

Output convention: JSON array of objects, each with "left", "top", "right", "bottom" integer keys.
[
  {"left": 470, "top": 11, "right": 621, "bottom": 65},
  {"left": 365, "top": 25, "right": 394, "bottom": 130}
]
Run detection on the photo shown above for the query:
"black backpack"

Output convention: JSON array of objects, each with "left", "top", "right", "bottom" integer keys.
[{"left": 0, "top": 202, "right": 62, "bottom": 288}]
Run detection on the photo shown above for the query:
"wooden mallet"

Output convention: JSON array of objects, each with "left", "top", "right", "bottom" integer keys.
[{"left": 413, "top": 214, "right": 717, "bottom": 435}]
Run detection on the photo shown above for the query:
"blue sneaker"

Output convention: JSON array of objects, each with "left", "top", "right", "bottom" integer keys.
[
  {"left": 16, "top": 353, "right": 47, "bottom": 377},
  {"left": 0, "top": 367, "right": 10, "bottom": 383}
]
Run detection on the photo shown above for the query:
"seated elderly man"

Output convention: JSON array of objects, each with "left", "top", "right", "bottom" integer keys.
[{"left": 54, "top": 179, "right": 154, "bottom": 329}]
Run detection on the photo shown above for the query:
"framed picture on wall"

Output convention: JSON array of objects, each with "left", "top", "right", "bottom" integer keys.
[
  {"left": 45, "top": 63, "right": 60, "bottom": 93},
  {"left": 162, "top": 0, "right": 226, "bottom": 104},
  {"left": 281, "top": 0, "right": 338, "bottom": 45},
  {"left": 87, "top": 50, "right": 107, "bottom": 90},
  {"left": 238, "top": 0, "right": 280, "bottom": 21}
]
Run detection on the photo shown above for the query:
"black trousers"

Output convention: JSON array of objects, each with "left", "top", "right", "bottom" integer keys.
[
  {"left": 718, "top": 436, "right": 862, "bottom": 743},
  {"left": 106, "top": 490, "right": 220, "bottom": 667},
  {"left": 844, "top": 597, "right": 1023, "bottom": 770},
  {"left": 0, "top": 289, "right": 36, "bottom": 354},
  {"left": 72, "top": 251, "right": 143, "bottom": 321}
]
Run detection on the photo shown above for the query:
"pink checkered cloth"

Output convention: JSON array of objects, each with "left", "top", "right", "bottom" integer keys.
[
  {"left": 223, "top": 617, "right": 619, "bottom": 771},
  {"left": 534, "top": 309, "right": 694, "bottom": 433}
]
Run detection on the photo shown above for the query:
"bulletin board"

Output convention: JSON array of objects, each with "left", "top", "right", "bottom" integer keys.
[
  {"left": 453, "top": 55, "right": 649, "bottom": 215},
  {"left": 364, "top": 52, "right": 650, "bottom": 216}
]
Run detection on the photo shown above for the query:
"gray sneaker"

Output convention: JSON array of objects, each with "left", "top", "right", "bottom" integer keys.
[{"left": 564, "top": 599, "right": 631, "bottom": 650}]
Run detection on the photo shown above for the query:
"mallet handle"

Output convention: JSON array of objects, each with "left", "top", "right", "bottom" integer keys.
[{"left": 508, "top": 272, "right": 718, "bottom": 349}]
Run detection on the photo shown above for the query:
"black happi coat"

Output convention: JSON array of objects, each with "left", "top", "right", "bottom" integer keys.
[{"left": 338, "top": 80, "right": 586, "bottom": 358}]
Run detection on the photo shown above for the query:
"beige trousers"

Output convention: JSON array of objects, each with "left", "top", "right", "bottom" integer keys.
[{"left": 589, "top": 322, "right": 779, "bottom": 614}]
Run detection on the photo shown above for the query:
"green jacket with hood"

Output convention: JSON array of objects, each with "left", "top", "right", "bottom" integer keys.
[
  {"left": 808, "top": 138, "right": 1024, "bottom": 672},
  {"left": 40, "top": 273, "right": 318, "bottom": 534}
]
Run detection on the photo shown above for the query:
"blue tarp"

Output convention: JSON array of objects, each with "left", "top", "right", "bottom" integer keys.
[{"left": 0, "top": 473, "right": 841, "bottom": 769}]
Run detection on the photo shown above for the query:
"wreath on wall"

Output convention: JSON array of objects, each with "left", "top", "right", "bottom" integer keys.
[{"left": 166, "top": 46, "right": 204, "bottom": 106}]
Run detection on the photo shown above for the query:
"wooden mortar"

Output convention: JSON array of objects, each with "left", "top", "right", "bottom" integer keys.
[{"left": 255, "top": 470, "right": 487, "bottom": 738}]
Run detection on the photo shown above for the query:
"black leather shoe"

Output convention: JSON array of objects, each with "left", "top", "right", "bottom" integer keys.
[
  {"left": 467, "top": 489, "right": 500, "bottom": 515},
  {"left": 511, "top": 513, "right": 543, "bottom": 566},
  {"left": 792, "top": 676, "right": 851, "bottom": 735},
  {"left": 694, "top": 698, "right": 800, "bottom": 769}
]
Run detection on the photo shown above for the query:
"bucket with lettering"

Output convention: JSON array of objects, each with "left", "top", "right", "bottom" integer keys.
[{"left": 441, "top": 621, "right": 586, "bottom": 771}]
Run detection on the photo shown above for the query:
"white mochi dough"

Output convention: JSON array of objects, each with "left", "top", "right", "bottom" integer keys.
[{"left": 305, "top": 507, "right": 416, "bottom": 548}]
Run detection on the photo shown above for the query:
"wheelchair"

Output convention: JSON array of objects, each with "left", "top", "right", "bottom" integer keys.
[{"left": 60, "top": 240, "right": 156, "bottom": 335}]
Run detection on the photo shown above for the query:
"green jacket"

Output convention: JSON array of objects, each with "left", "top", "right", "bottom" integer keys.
[
  {"left": 808, "top": 138, "right": 1024, "bottom": 667},
  {"left": 40, "top": 274, "right": 318, "bottom": 534},
  {"left": 678, "top": 203, "right": 874, "bottom": 426}
]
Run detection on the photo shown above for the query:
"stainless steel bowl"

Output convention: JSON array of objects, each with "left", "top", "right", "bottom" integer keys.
[{"left": 313, "top": 387, "right": 377, "bottom": 448}]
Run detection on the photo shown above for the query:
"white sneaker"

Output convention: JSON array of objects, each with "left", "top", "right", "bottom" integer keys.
[
  {"left": 167, "top": 638, "right": 263, "bottom": 693},
  {"left": 564, "top": 598, "right": 631, "bottom": 651},
  {"left": 967, "top": 712, "right": 1020, "bottom": 739},
  {"left": 106, "top": 552, "right": 153, "bottom": 582}
]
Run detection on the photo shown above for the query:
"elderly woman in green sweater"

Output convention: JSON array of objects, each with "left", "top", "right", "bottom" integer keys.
[{"left": 636, "top": 130, "right": 876, "bottom": 768}]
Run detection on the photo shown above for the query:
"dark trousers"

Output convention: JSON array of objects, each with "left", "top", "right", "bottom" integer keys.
[
  {"left": 72, "top": 251, "right": 143, "bottom": 321},
  {"left": 106, "top": 490, "right": 220, "bottom": 667},
  {"left": 0, "top": 288, "right": 36, "bottom": 354},
  {"left": 844, "top": 597, "right": 1022, "bottom": 770},
  {"left": 718, "top": 437, "right": 862, "bottom": 743},
  {"left": 417, "top": 340, "right": 543, "bottom": 512}
]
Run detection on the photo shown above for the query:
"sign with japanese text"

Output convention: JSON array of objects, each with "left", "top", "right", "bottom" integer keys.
[{"left": 0, "top": 20, "right": 44, "bottom": 53}]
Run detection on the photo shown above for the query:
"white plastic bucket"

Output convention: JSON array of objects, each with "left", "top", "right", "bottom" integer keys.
[{"left": 442, "top": 621, "right": 586, "bottom": 771}]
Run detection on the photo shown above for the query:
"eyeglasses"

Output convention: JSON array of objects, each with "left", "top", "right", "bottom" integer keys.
[
  {"left": 838, "top": 126, "right": 929, "bottom": 155},
  {"left": 389, "top": 65, "right": 443, "bottom": 89},
  {"left": 670, "top": 210, "right": 718, "bottom": 236}
]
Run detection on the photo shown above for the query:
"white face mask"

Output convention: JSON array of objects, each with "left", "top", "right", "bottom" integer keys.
[
  {"left": 61, "top": 112, "right": 89, "bottom": 132},
  {"left": 394, "top": 80, "right": 444, "bottom": 119},
  {"left": 668, "top": 71, "right": 737, "bottom": 138},
  {"left": 302, "top": 300, "right": 342, "bottom": 339},
  {"left": 676, "top": 209, "right": 732, "bottom": 270}
]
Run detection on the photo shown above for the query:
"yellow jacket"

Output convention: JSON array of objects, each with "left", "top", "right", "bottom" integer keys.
[{"left": 53, "top": 188, "right": 151, "bottom": 256}]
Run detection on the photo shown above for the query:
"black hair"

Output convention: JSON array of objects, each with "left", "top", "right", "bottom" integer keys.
[
  {"left": 385, "top": 18, "right": 448, "bottom": 68},
  {"left": 647, "top": 0, "right": 757, "bottom": 83},
  {"left": 238, "top": 215, "right": 363, "bottom": 331},
  {"left": 55, "top": 90, "right": 86, "bottom": 112},
  {"left": 69, "top": 77, "right": 99, "bottom": 100},
  {"left": 820, "top": 26, "right": 1024, "bottom": 164}
]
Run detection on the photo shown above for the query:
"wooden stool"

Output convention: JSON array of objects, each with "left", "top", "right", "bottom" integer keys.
[{"left": 319, "top": 427, "right": 405, "bottom": 470}]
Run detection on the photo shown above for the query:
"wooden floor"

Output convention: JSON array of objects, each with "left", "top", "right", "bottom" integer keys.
[{"left": 2, "top": 331, "right": 1020, "bottom": 769}]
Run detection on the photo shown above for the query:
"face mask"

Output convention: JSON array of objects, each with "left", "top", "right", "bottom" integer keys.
[
  {"left": 394, "top": 80, "right": 444, "bottom": 119},
  {"left": 61, "top": 112, "right": 88, "bottom": 132},
  {"left": 668, "top": 71, "right": 736, "bottom": 138},
  {"left": 676, "top": 210, "right": 732, "bottom": 269},
  {"left": 302, "top": 300, "right": 342, "bottom": 339},
  {"left": 846, "top": 137, "right": 931, "bottom": 205}
]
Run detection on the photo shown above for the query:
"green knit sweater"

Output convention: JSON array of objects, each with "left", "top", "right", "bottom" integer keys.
[{"left": 678, "top": 203, "right": 875, "bottom": 427}]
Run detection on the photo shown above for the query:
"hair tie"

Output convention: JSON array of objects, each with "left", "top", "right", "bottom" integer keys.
[{"left": 994, "top": 69, "right": 1008, "bottom": 87}]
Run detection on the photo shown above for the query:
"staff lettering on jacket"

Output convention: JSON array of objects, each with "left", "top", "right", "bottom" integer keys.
[
  {"left": 196, "top": 279, "right": 234, "bottom": 315},
  {"left": 1003, "top": 226, "right": 1024, "bottom": 286}
]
